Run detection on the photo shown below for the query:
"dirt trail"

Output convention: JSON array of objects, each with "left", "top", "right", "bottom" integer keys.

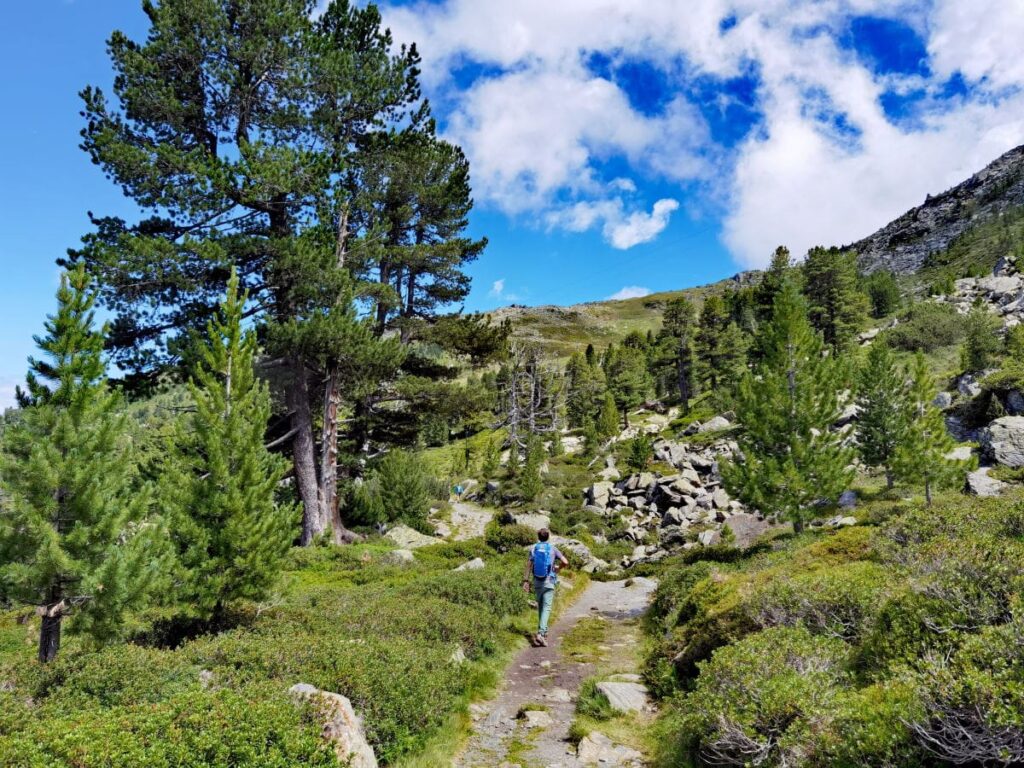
[
  {"left": 447, "top": 501, "right": 495, "bottom": 541},
  {"left": 453, "top": 578, "right": 657, "bottom": 768}
]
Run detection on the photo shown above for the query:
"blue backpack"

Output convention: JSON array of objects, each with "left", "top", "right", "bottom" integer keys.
[{"left": 532, "top": 542, "right": 554, "bottom": 579}]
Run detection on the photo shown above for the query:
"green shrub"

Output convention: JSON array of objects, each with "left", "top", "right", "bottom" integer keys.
[
  {"left": 819, "top": 681, "right": 925, "bottom": 767},
  {"left": 0, "top": 684, "right": 336, "bottom": 768},
  {"left": 409, "top": 568, "right": 529, "bottom": 619},
  {"left": 485, "top": 520, "right": 536, "bottom": 553},
  {"left": 746, "top": 561, "right": 891, "bottom": 642},
  {"left": 354, "top": 450, "right": 435, "bottom": 531},
  {"left": 670, "top": 626, "right": 848, "bottom": 767},
  {"left": 575, "top": 678, "right": 615, "bottom": 721},
  {"left": 884, "top": 301, "right": 965, "bottom": 352}
]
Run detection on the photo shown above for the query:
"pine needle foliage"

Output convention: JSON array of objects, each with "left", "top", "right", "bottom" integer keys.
[
  {"left": 894, "top": 352, "right": 973, "bottom": 505},
  {"left": 0, "top": 266, "right": 165, "bottom": 662},
  {"left": 723, "top": 281, "right": 854, "bottom": 531},
  {"left": 855, "top": 343, "right": 912, "bottom": 489},
  {"left": 160, "top": 271, "right": 296, "bottom": 621}
]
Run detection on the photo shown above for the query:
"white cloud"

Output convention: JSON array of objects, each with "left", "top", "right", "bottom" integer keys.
[
  {"left": 489, "top": 278, "right": 505, "bottom": 296},
  {"left": 381, "top": 0, "right": 1024, "bottom": 267},
  {"left": 0, "top": 378, "right": 19, "bottom": 412},
  {"left": 607, "top": 286, "right": 653, "bottom": 301}
]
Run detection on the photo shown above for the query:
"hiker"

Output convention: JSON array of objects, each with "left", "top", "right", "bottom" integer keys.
[{"left": 522, "top": 528, "right": 569, "bottom": 647}]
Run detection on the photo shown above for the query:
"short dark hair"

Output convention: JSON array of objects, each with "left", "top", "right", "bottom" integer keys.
[{"left": 537, "top": 528, "right": 550, "bottom": 541}]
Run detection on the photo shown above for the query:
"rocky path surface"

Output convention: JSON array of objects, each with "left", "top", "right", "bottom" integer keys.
[
  {"left": 447, "top": 501, "right": 495, "bottom": 541},
  {"left": 453, "top": 578, "right": 657, "bottom": 768}
]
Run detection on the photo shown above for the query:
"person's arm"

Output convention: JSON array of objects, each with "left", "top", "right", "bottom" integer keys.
[{"left": 554, "top": 547, "right": 569, "bottom": 571}]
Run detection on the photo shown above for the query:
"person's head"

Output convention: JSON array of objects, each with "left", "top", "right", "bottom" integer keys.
[{"left": 537, "top": 528, "right": 550, "bottom": 542}]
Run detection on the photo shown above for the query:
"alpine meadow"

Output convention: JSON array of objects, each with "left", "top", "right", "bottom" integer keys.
[{"left": 2, "top": 2, "right": 1024, "bottom": 767}]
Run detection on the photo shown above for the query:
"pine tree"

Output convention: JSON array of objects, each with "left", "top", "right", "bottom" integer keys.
[
  {"left": 520, "top": 435, "right": 544, "bottom": 502},
  {"left": 481, "top": 433, "right": 501, "bottom": 479},
  {"left": 863, "top": 270, "right": 901, "bottom": 318},
  {"left": 161, "top": 271, "right": 296, "bottom": 621},
  {"left": 605, "top": 345, "right": 653, "bottom": 428},
  {"left": 597, "top": 393, "right": 620, "bottom": 440},
  {"left": 855, "top": 343, "right": 911, "bottom": 489},
  {"left": 802, "top": 246, "right": 870, "bottom": 351},
  {"left": 894, "top": 353, "right": 972, "bottom": 505},
  {"left": 695, "top": 295, "right": 750, "bottom": 394},
  {"left": 565, "top": 351, "right": 606, "bottom": 429},
  {"left": 657, "top": 297, "right": 698, "bottom": 413},
  {"left": 754, "top": 246, "right": 793, "bottom": 324},
  {"left": 0, "top": 266, "right": 165, "bottom": 662},
  {"left": 722, "top": 281, "right": 854, "bottom": 532},
  {"left": 960, "top": 305, "right": 1002, "bottom": 372}
]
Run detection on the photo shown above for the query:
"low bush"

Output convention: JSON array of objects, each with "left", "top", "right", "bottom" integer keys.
[
  {"left": 484, "top": 520, "right": 536, "bottom": 553},
  {"left": 883, "top": 301, "right": 965, "bottom": 352}
]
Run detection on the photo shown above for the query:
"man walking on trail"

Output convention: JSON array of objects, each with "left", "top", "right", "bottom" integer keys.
[{"left": 523, "top": 528, "right": 569, "bottom": 647}]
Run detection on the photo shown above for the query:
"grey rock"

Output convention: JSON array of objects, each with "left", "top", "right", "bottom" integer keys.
[
  {"left": 945, "top": 445, "right": 974, "bottom": 462},
  {"left": 384, "top": 525, "right": 437, "bottom": 550},
  {"left": 697, "top": 415, "right": 732, "bottom": 433},
  {"left": 380, "top": 549, "right": 415, "bottom": 565},
  {"left": 521, "top": 709, "right": 553, "bottom": 729},
  {"left": 697, "top": 529, "right": 720, "bottom": 547},
  {"left": 1008, "top": 390, "right": 1024, "bottom": 415},
  {"left": 454, "top": 557, "right": 485, "bottom": 572},
  {"left": 595, "top": 681, "right": 649, "bottom": 713},
  {"left": 485, "top": 480, "right": 500, "bottom": 493},
  {"left": 933, "top": 391, "right": 953, "bottom": 409},
  {"left": 966, "top": 467, "right": 1009, "bottom": 497},
  {"left": 838, "top": 490, "right": 857, "bottom": 509},
  {"left": 587, "top": 481, "right": 615, "bottom": 508},
  {"left": 513, "top": 512, "right": 551, "bottom": 531},
  {"left": 982, "top": 416, "right": 1024, "bottom": 467},
  {"left": 577, "top": 731, "right": 643, "bottom": 766},
  {"left": 289, "top": 683, "right": 378, "bottom": 768}
]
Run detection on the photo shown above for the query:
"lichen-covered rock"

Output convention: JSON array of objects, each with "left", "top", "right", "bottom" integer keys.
[
  {"left": 289, "top": 683, "right": 378, "bottom": 768},
  {"left": 982, "top": 416, "right": 1024, "bottom": 468}
]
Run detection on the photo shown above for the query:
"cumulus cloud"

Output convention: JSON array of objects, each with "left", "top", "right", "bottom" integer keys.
[
  {"left": 607, "top": 286, "right": 653, "bottom": 301},
  {"left": 381, "top": 0, "right": 1024, "bottom": 266},
  {"left": 489, "top": 278, "right": 505, "bottom": 296}
]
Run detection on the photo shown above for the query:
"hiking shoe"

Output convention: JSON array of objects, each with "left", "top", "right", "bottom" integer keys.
[{"left": 535, "top": 634, "right": 548, "bottom": 647}]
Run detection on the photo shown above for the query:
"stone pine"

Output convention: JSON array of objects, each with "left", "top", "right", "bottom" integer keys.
[
  {"left": 723, "top": 280, "right": 853, "bottom": 531},
  {"left": 855, "top": 342, "right": 912, "bottom": 489},
  {"left": 160, "top": 270, "right": 297, "bottom": 621},
  {"left": 0, "top": 266, "right": 166, "bottom": 662}
]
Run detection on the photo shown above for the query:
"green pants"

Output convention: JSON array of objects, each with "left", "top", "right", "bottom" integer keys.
[{"left": 533, "top": 577, "right": 555, "bottom": 636}]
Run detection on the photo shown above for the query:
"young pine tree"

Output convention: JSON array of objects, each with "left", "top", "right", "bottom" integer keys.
[
  {"left": 863, "top": 269, "right": 901, "bottom": 318},
  {"left": 894, "top": 353, "right": 972, "bottom": 506},
  {"left": 596, "top": 392, "right": 621, "bottom": 440},
  {"left": 604, "top": 345, "right": 653, "bottom": 428},
  {"left": 520, "top": 435, "right": 545, "bottom": 502},
  {"left": 855, "top": 343, "right": 911, "bottom": 489},
  {"left": 481, "top": 433, "right": 502, "bottom": 479},
  {"left": 960, "top": 305, "right": 1002, "bottom": 373},
  {"left": 657, "top": 297, "right": 698, "bottom": 413},
  {"left": 0, "top": 266, "right": 165, "bottom": 662},
  {"left": 564, "top": 351, "right": 605, "bottom": 429},
  {"left": 161, "top": 271, "right": 296, "bottom": 621},
  {"left": 722, "top": 281, "right": 854, "bottom": 532}
]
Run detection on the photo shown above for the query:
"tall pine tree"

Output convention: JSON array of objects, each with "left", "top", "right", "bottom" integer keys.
[
  {"left": 0, "top": 266, "right": 165, "bottom": 662},
  {"left": 656, "top": 297, "right": 697, "bottom": 413},
  {"left": 722, "top": 280, "right": 853, "bottom": 532},
  {"left": 894, "top": 352, "right": 972, "bottom": 505},
  {"left": 855, "top": 343, "right": 911, "bottom": 489},
  {"left": 802, "top": 246, "right": 869, "bottom": 351},
  {"left": 604, "top": 345, "right": 653, "bottom": 429},
  {"left": 564, "top": 351, "right": 605, "bottom": 429},
  {"left": 161, "top": 271, "right": 296, "bottom": 620}
]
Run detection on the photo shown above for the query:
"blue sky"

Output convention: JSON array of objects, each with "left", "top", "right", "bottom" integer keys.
[{"left": 2, "top": 0, "right": 1024, "bottom": 407}]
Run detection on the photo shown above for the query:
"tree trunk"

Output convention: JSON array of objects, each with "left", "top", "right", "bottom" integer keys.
[
  {"left": 885, "top": 468, "right": 894, "bottom": 490},
  {"left": 319, "top": 367, "right": 343, "bottom": 544},
  {"left": 290, "top": 357, "right": 324, "bottom": 545},
  {"left": 792, "top": 518, "right": 805, "bottom": 535},
  {"left": 622, "top": 409, "right": 629, "bottom": 429},
  {"left": 925, "top": 477, "right": 932, "bottom": 507},
  {"left": 38, "top": 607, "right": 62, "bottom": 664},
  {"left": 676, "top": 339, "right": 690, "bottom": 415}
]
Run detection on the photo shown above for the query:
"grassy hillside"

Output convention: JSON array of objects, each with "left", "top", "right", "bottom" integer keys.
[{"left": 488, "top": 278, "right": 739, "bottom": 359}]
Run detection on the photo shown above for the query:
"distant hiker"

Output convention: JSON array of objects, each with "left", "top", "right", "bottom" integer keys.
[{"left": 522, "top": 528, "right": 569, "bottom": 647}]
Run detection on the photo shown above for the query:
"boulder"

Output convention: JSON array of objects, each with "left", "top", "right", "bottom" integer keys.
[
  {"left": 1008, "top": 390, "right": 1024, "bottom": 416},
  {"left": 454, "top": 557, "right": 485, "bottom": 572},
  {"left": 550, "top": 536, "right": 609, "bottom": 573},
  {"left": 837, "top": 490, "right": 857, "bottom": 509},
  {"left": 521, "top": 709, "right": 553, "bottom": 729},
  {"left": 933, "top": 391, "right": 953, "bottom": 409},
  {"left": 957, "top": 373, "right": 982, "bottom": 398},
  {"left": 982, "top": 416, "right": 1024, "bottom": 468},
  {"left": 697, "top": 415, "right": 732, "bottom": 433},
  {"left": 596, "top": 681, "right": 650, "bottom": 713},
  {"left": 966, "top": 467, "right": 1009, "bottom": 497},
  {"left": 587, "top": 481, "right": 615, "bottom": 508},
  {"left": 485, "top": 480, "right": 501, "bottom": 494},
  {"left": 384, "top": 525, "right": 437, "bottom": 550},
  {"left": 513, "top": 512, "right": 551, "bottom": 531},
  {"left": 577, "top": 732, "right": 643, "bottom": 767},
  {"left": 289, "top": 684, "right": 378, "bottom": 768},
  {"left": 380, "top": 549, "right": 415, "bottom": 565},
  {"left": 697, "top": 530, "right": 720, "bottom": 547},
  {"left": 711, "top": 488, "right": 731, "bottom": 509},
  {"left": 945, "top": 445, "right": 974, "bottom": 462}
]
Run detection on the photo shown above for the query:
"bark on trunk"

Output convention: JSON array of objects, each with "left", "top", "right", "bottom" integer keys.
[
  {"left": 885, "top": 468, "right": 894, "bottom": 490},
  {"left": 290, "top": 357, "right": 324, "bottom": 545},
  {"left": 677, "top": 339, "right": 690, "bottom": 415},
  {"left": 925, "top": 478, "right": 932, "bottom": 507},
  {"left": 319, "top": 367, "right": 359, "bottom": 545},
  {"left": 38, "top": 608, "right": 62, "bottom": 664}
]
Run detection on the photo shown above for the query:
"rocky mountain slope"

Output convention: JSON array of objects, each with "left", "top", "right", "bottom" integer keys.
[{"left": 850, "top": 143, "right": 1024, "bottom": 275}]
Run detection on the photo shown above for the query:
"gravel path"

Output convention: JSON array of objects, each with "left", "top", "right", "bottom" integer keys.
[
  {"left": 448, "top": 501, "right": 495, "bottom": 541},
  {"left": 453, "top": 578, "right": 657, "bottom": 768}
]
